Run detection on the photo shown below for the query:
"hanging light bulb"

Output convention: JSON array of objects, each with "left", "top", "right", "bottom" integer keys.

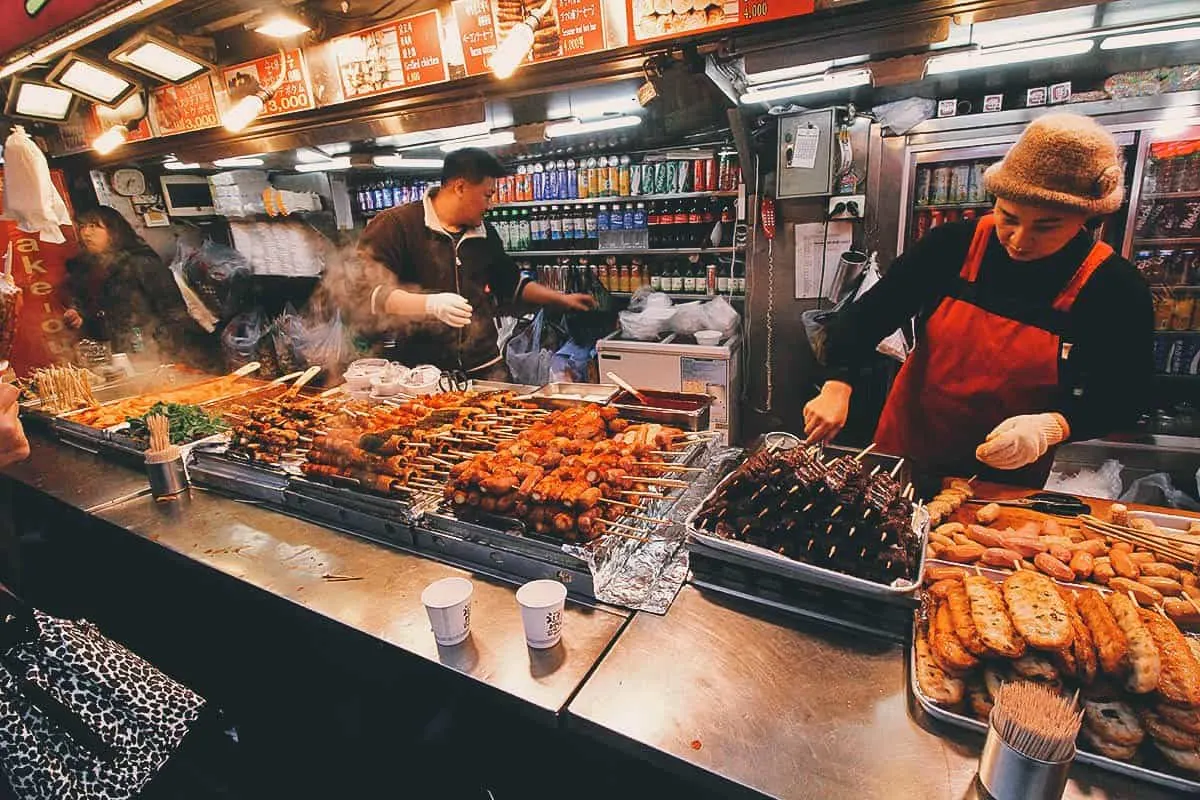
[
  {"left": 223, "top": 90, "right": 268, "bottom": 132},
  {"left": 92, "top": 124, "right": 128, "bottom": 155},
  {"left": 490, "top": 0, "right": 550, "bottom": 79}
]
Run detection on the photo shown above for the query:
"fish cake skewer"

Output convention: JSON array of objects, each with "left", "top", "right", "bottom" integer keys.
[
  {"left": 1077, "top": 590, "right": 1130, "bottom": 678},
  {"left": 1107, "top": 593, "right": 1161, "bottom": 694},
  {"left": 1001, "top": 570, "right": 1073, "bottom": 651},
  {"left": 963, "top": 575, "right": 1025, "bottom": 658},
  {"left": 930, "top": 601, "right": 979, "bottom": 674},
  {"left": 1137, "top": 607, "right": 1200, "bottom": 709},
  {"left": 945, "top": 581, "right": 989, "bottom": 657}
]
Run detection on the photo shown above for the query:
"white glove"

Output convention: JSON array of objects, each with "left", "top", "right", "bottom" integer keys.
[
  {"left": 975, "top": 413, "right": 1069, "bottom": 470},
  {"left": 424, "top": 293, "right": 473, "bottom": 328}
]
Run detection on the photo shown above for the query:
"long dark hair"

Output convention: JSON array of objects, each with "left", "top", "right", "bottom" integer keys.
[{"left": 76, "top": 206, "right": 150, "bottom": 253}]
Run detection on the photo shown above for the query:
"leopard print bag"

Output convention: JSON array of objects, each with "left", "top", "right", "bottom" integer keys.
[{"left": 0, "top": 610, "right": 206, "bottom": 800}]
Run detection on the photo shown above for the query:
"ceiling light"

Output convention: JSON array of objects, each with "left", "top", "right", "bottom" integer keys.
[
  {"left": 0, "top": 0, "right": 174, "bottom": 80},
  {"left": 295, "top": 148, "right": 329, "bottom": 163},
  {"left": 111, "top": 33, "right": 211, "bottom": 83},
  {"left": 214, "top": 156, "right": 265, "bottom": 167},
  {"left": 1100, "top": 26, "right": 1200, "bottom": 50},
  {"left": 926, "top": 39, "right": 1094, "bottom": 76},
  {"left": 739, "top": 68, "right": 872, "bottom": 105},
  {"left": 295, "top": 157, "right": 351, "bottom": 173},
  {"left": 164, "top": 160, "right": 201, "bottom": 170},
  {"left": 253, "top": 16, "right": 311, "bottom": 38},
  {"left": 439, "top": 132, "right": 516, "bottom": 152},
  {"left": 223, "top": 92, "right": 268, "bottom": 132},
  {"left": 375, "top": 123, "right": 492, "bottom": 150},
  {"left": 317, "top": 142, "right": 352, "bottom": 156},
  {"left": 5, "top": 79, "right": 75, "bottom": 121},
  {"left": 372, "top": 155, "right": 444, "bottom": 168},
  {"left": 545, "top": 115, "right": 642, "bottom": 138},
  {"left": 92, "top": 125, "right": 128, "bottom": 155},
  {"left": 568, "top": 96, "right": 641, "bottom": 120},
  {"left": 491, "top": 5, "right": 550, "bottom": 79},
  {"left": 747, "top": 60, "right": 832, "bottom": 86},
  {"left": 47, "top": 53, "right": 138, "bottom": 105}
]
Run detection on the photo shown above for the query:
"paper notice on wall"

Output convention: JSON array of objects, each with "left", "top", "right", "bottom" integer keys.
[
  {"left": 794, "top": 222, "right": 854, "bottom": 300},
  {"left": 789, "top": 126, "right": 820, "bottom": 169}
]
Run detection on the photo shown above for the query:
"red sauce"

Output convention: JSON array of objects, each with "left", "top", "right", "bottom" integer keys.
[{"left": 614, "top": 390, "right": 707, "bottom": 411}]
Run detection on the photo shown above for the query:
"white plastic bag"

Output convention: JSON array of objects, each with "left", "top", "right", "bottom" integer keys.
[
  {"left": 618, "top": 291, "right": 676, "bottom": 341},
  {"left": 871, "top": 98, "right": 937, "bottom": 136},
  {"left": 670, "top": 296, "right": 740, "bottom": 338},
  {"left": 1045, "top": 459, "right": 1125, "bottom": 499},
  {"left": 167, "top": 243, "right": 219, "bottom": 333},
  {"left": 1119, "top": 472, "right": 1200, "bottom": 511},
  {"left": 1, "top": 126, "right": 71, "bottom": 244}
]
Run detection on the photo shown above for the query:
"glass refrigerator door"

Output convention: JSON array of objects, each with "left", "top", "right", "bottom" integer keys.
[
  {"left": 905, "top": 145, "right": 1010, "bottom": 250},
  {"left": 1132, "top": 127, "right": 1200, "bottom": 395}
]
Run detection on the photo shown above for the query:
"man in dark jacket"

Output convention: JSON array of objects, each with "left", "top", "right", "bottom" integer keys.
[{"left": 359, "top": 148, "right": 594, "bottom": 378}]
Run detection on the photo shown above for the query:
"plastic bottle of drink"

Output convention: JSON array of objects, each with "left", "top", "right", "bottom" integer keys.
[
  {"left": 670, "top": 262, "right": 685, "bottom": 293},
  {"left": 548, "top": 205, "right": 563, "bottom": 249},
  {"left": 719, "top": 201, "right": 735, "bottom": 247},
  {"left": 609, "top": 201, "right": 624, "bottom": 231},
  {"left": 566, "top": 160, "right": 578, "bottom": 199},
  {"left": 622, "top": 203, "right": 635, "bottom": 231},
  {"left": 572, "top": 205, "right": 586, "bottom": 249},
  {"left": 519, "top": 209, "right": 532, "bottom": 250},
  {"left": 717, "top": 260, "right": 731, "bottom": 293},
  {"left": 586, "top": 157, "right": 600, "bottom": 197},
  {"left": 733, "top": 261, "right": 746, "bottom": 294},
  {"left": 618, "top": 155, "right": 632, "bottom": 196},
  {"left": 647, "top": 202, "right": 662, "bottom": 248},
  {"left": 633, "top": 202, "right": 647, "bottom": 232},
  {"left": 608, "top": 158, "right": 621, "bottom": 198},
  {"left": 673, "top": 201, "right": 690, "bottom": 247},
  {"left": 584, "top": 206, "right": 598, "bottom": 249},
  {"left": 596, "top": 156, "right": 609, "bottom": 196},
  {"left": 687, "top": 200, "right": 702, "bottom": 247},
  {"left": 533, "top": 163, "right": 545, "bottom": 201},
  {"left": 597, "top": 204, "right": 610, "bottom": 236}
]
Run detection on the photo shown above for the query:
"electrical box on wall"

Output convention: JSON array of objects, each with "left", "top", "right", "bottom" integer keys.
[{"left": 776, "top": 109, "right": 835, "bottom": 198}]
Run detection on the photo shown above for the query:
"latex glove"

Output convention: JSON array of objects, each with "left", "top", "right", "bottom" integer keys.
[
  {"left": 0, "top": 384, "right": 30, "bottom": 469},
  {"left": 975, "top": 413, "right": 1069, "bottom": 470},
  {"left": 803, "top": 381, "right": 852, "bottom": 444},
  {"left": 424, "top": 293, "right": 473, "bottom": 328}
]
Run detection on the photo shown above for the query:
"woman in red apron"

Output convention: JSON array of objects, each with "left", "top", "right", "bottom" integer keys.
[{"left": 804, "top": 113, "right": 1154, "bottom": 489}]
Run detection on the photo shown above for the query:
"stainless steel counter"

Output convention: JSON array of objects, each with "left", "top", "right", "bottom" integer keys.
[
  {"left": 567, "top": 585, "right": 1178, "bottom": 800},
  {"left": 91, "top": 487, "right": 629, "bottom": 722},
  {"left": 2, "top": 431, "right": 149, "bottom": 512}
]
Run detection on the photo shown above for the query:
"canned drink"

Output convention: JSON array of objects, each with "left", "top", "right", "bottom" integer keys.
[
  {"left": 717, "top": 153, "right": 732, "bottom": 191},
  {"left": 930, "top": 166, "right": 952, "bottom": 205},
  {"left": 705, "top": 263, "right": 716, "bottom": 296},
  {"left": 914, "top": 167, "right": 932, "bottom": 206},
  {"left": 704, "top": 158, "right": 717, "bottom": 193},
  {"left": 969, "top": 161, "right": 990, "bottom": 204},
  {"left": 951, "top": 164, "right": 971, "bottom": 204},
  {"left": 694, "top": 159, "right": 707, "bottom": 193},
  {"left": 629, "top": 163, "right": 643, "bottom": 196},
  {"left": 675, "top": 161, "right": 691, "bottom": 193},
  {"left": 655, "top": 162, "right": 671, "bottom": 194}
]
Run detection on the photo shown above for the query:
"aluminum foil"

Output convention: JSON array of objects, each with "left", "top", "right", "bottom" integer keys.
[{"left": 566, "top": 444, "right": 744, "bottom": 614}]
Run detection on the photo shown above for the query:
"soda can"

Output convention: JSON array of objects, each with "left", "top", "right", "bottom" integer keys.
[
  {"left": 930, "top": 166, "right": 952, "bottom": 205},
  {"left": 914, "top": 168, "right": 932, "bottom": 206},
  {"left": 694, "top": 159, "right": 707, "bottom": 193},
  {"left": 704, "top": 158, "right": 717, "bottom": 193},
  {"left": 675, "top": 161, "right": 691, "bottom": 193},
  {"left": 969, "top": 161, "right": 990, "bottom": 204},
  {"left": 951, "top": 164, "right": 971, "bottom": 204},
  {"left": 655, "top": 162, "right": 671, "bottom": 194},
  {"left": 627, "top": 164, "right": 640, "bottom": 196}
]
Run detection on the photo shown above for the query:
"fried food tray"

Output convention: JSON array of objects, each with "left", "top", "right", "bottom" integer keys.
[{"left": 907, "top": 624, "right": 1200, "bottom": 794}]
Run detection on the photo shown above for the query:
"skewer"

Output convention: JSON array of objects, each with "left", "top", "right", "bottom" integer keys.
[
  {"left": 598, "top": 497, "right": 641, "bottom": 510},
  {"left": 890, "top": 458, "right": 905, "bottom": 478},
  {"left": 634, "top": 477, "right": 689, "bottom": 488},
  {"left": 619, "top": 490, "right": 665, "bottom": 499},
  {"left": 630, "top": 462, "right": 703, "bottom": 472},
  {"left": 853, "top": 443, "right": 876, "bottom": 461},
  {"left": 1182, "top": 593, "right": 1200, "bottom": 616},
  {"left": 625, "top": 513, "right": 674, "bottom": 526}
]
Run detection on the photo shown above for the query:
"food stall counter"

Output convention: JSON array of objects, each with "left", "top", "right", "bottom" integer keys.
[{"left": 2, "top": 430, "right": 150, "bottom": 512}]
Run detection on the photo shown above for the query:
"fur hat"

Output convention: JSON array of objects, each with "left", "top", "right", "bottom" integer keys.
[{"left": 984, "top": 113, "right": 1124, "bottom": 216}]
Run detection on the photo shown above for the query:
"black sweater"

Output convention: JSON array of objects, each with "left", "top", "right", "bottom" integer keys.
[{"left": 823, "top": 221, "right": 1154, "bottom": 442}]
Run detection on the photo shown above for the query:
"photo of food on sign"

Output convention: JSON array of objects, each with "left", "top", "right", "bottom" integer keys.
[
  {"left": 334, "top": 27, "right": 404, "bottom": 98},
  {"left": 495, "top": 0, "right": 562, "bottom": 61},
  {"left": 630, "top": 0, "right": 735, "bottom": 40}
]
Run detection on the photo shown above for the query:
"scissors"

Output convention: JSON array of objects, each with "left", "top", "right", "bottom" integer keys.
[
  {"left": 965, "top": 491, "right": 1091, "bottom": 517},
  {"left": 438, "top": 370, "right": 471, "bottom": 392}
]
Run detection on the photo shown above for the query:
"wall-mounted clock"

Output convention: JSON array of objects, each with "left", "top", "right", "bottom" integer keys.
[{"left": 111, "top": 168, "right": 147, "bottom": 197}]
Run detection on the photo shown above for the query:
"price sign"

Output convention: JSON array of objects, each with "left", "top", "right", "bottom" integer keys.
[
  {"left": 628, "top": 0, "right": 814, "bottom": 43},
  {"left": 557, "top": 0, "right": 605, "bottom": 57},
  {"left": 221, "top": 48, "right": 314, "bottom": 118},
  {"left": 739, "top": 0, "right": 814, "bottom": 25},
  {"left": 453, "top": 0, "right": 496, "bottom": 77},
  {"left": 149, "top": 74, "right": 220, "bottom": 136},
  {"left": 332, "top": 10, "right": 447, "bottom": 100}
]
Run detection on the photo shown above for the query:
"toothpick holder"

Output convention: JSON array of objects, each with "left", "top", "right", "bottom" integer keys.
[
  {"left": 145, "top": 450, "right": 188, "bottom": 499},
  {"left": 979, "top": 717, "right": 1074, "bottom": 800}
]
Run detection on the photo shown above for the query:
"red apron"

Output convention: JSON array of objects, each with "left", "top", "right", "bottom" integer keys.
[{"left": 874, "top": 215, "right": 1111, "bottom": 489}]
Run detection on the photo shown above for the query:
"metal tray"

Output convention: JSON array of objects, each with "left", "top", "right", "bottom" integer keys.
[
  {"left": 685, "top": 443, "right": 929, "bottom": 604},
  {"left": 526, "top": 382, "right": 620, "bottom": 409},
  {"left": 908, "top": 625, "right": 1200, "bottom": 794},
  {"left": 609, "top": 390, "right": 712, "bottom": 431}
]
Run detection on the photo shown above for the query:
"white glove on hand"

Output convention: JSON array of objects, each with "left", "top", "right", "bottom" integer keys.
[
  {"left": 425, "top": 293, "right": 473, "bottom": 328},
  {"left": 975, "top": 413, "right": 1069, "bottom": 470}
]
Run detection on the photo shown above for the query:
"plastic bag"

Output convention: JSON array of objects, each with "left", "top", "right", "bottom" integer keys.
[
  {"left": 618, "top": 291, "right": 675, "bottom": 341},
  {"left": 670, "top": 296, "right": 741, "bottom": 338},
  {"left": 183, "top": 241, "right": 252, "bottom": 322},
  {"left": 167, "top": 242, "right": 219, "bottom": 333},
  {"left": 220, "top": 310, "right": 267, "bottom": 372},
  {"left": 550, "top": 340, "right": 593, "bottom": 383},
  {"left": 872, "top": 98, "right": 937, "bottom": 136},
  {"left": 298, "top": 311, "right": 356, "bottom": 380},
  {"left": 272, "top": 303, "right": 307, "bottom": 375},
  {"left": 1045, "top": 459, "right": 1125, "bottom": 500},
  {"left": 505, "top": 311, "right": 555, "bottom": 385},
  {"left": 2, "top": 126, "right": 71, "bottom": 244},
  {"left": 1119, "top": 471, "right": 1200, "bottom": 511}
]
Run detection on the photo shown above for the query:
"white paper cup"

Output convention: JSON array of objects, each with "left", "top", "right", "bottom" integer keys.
[
  {"left": 421, "top": 577, "right": 473, "bottom": 646},
  {"left": 516, "top": 580, "right": 567, "bottom": 649}
]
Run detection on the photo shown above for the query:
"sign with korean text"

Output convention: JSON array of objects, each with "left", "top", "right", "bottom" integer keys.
[
  {"left": 221, "top": 49, "right": 314, "bottom": 119},
  {"left": 627, "top": 0, "right": 813, "bottom": 43},
  {"left": 149, "top": 74, "right": 220, "bottom": 136},
  {"left": 0, "top": 0, "right": 105, "bottom": 59},
  {"left": 332, "top": 9, "right": 448, "bottom": 100},
  {"left": 453, "top": 0, "right": 496, "bottom": 76}
]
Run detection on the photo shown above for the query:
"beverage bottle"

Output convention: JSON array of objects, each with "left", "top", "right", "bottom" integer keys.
[
  {"left": 573, "top": 205, "right": 587, "bottom": 248},
  {"left": 584, "top": 205, "right": 598, "bottom": 249},
  {"left": 622, "top": 203, "right": 635, "bottom": 231},
  {"left": 359, "top": 184, "right": 373, "bottom": 212},
  {"left": 566, "top": 159, "right": 578, "bottom": 199},
  {"left": 673, "top": 201, "right": 690, "bottom": 247},
  {"left": 719, "top": 201, "right": 735, "bottom": 247},
  {"left": 717, "top": 152, "right": 732, "bottom": 191},
  {"left": 597, "top": 261, "right": 609, "bottom": 290},
  {"left": 706, "top": 261, "right": 717, "bottom": 296},
  {"left": 615, "top": 264, "right": 627, "bottom": 292},
  {"left": 618, "top": 155, "right": 632, "bottom": 196},
  {"left": 649, "top": 264, "right": 662, "bottom": 291},
  {"left": 560, "top": 206, "right": 575, "bottom": 249},
  {"left": 733, "top": 261, "right": 746, "bottom": 294},
  {"left": 577, "top": 160, "right": 590, "bottom": 199},
  {"left": 681, "top": 259, "right": 695, "bottom": 293},
  {"left": 717, "top": 260, "right": 731, "bottom": 293},
  {"left": 687, "top": 200, "right": 702, "bottom": 247},
  {"left": 633, "top": 202, "right": 647, "bottom": 232},
  {"left": 515, "top": 165, "right": 528, "bottom": 201},
  {"left": 372, "top": 182, "right": 386, "bottom": 209},
  {"left": 533, "top": 163, "right": 545, "bottom": 201},
  {"left": 609, "top": 201, "right": 624, "bottom": 231},
  {"left": 670, "top": 263, "right": 685, "bottom": 293},
  {"left": 597, "top": 204, "right": 610, "bottom": 235},
  {"left": 554, "top": 160, "right": 567, "bottom": 200},
  {"left": 586, "top": 157, "right": 600, "bottom": 197},
  {"left": 930, "top": 209, "right": 944, "bottom": 229},
  {"left": 519, "top": 209, "right": 532, "bottom": 250},
  {"left": 700, "top": 199, "right": 717, "bottom": 247},
  {"left": 549, "top": 205, "right": 563, "bottom": 249},
  {"left": 596, "top": 156, "right": 609, "bottom": 196},
  {"left": 647, "top": 201, "right": 662, "bottom": 247}
]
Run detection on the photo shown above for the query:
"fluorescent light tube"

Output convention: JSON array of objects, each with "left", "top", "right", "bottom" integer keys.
[
  {"left": 254, "top": 17, "right": 311, "bottom": 38},
  {"left": 372, "top": 156, "right": 444, "bottom": 168},
  {"left": 926, "top": 40, "right": 1094, "bottom": 75},
  {"left": 57, "top": 59, "right": 132, "bottom": 103},
  {"left": 14, "top": 82, "right": 74, "bottom": 119},
  {"left": 739, "top": 69, "right": 871, "bottom": 105},
  {"left": 545, "top": 115, "right": 642, "bottom": 138},
  {"left": 295, "top": 157, "right": 351, "bottom": 172},
  {"left": 164, "top": 160, "right": 201, "bottom": 170},
  {"left": 1100, "top": 26, "right": 1200, "bottom": 50},
  {"left": 439, "top": 132, "right": 516, "bottom": 152},
  {"left": 214, "top": 156, "right": 265, "bottom": 167},
  {"left": 118, "top": 41, "right": 206, "bottom": 81}
]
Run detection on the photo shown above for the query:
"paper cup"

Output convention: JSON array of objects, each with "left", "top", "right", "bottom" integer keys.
[
  {"left": 516, "top": 580, "right": 567, "bottom": 649},
  {"left": 422, "top": 577, "right": 473, "bottom": 646}
]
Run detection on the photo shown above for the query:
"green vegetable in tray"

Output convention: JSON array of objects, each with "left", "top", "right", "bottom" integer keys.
[{"left": 126, "top": 402, "right": 228, "bottom": 445}]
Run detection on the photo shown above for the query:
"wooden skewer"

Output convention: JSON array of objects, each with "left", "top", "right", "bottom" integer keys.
[
  {"left": 854, "top": 443, "right": 877, "bottom": 461},
  {"left": 619, "top": 490, "right": 664, "bottom": 499},
  {"left": 598, "top": 497, "right": 641, "bottom": 509},
  {"left": 631, "top": 462, "right": 703, "bottom": 472},
  {"left": 625, "top": 513, "right": 674, "bottom": 526},
  {"left": 634, "top": 477, "right": 689, "bottom": 488},
  {"left": 1181, "top": 593, "right": 1200, "bottom": 615},
  {"left": 890, "top": 458, "right": 905, "bottom": 478}
]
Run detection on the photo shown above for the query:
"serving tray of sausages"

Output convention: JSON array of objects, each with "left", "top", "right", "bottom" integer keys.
[{"left": 909, "top": 566, "right": 1200, "bottom": 793}]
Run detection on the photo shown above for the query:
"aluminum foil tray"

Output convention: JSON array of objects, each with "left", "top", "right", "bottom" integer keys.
[
  {"left": 188, "top": 449, "right": 291, "bottom": 504},
  {"left": 908, "top": 624, "right": 1200, "bottom": 794}
]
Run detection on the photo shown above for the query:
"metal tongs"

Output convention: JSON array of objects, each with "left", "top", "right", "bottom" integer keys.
[{"left": 965, "top": 491, "right": 1091, "bottom": 517}]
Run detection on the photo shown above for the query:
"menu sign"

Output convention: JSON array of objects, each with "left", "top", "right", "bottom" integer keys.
[
  {"left": 221, "top": 49, "right": 314, "bottom": 119},
  {"left": 87, "top": 109, "right": 152, "bottom": 142},
  {"left": 453, "top": 0, "right": 497, "bottom": 76},
  {"left": 149, "top": 74, "right": 220, "bottom": 136},
  {"left": 333, "top": 10, "right": 448, "bottom": 100},
  {"left": 558, "top": 0, "right": 605, "bottom": 57},
  {"left": 627, "top": 0, "right": 813, "bottom": 43}
]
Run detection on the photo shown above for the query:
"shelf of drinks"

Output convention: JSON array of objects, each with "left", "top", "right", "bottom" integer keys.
[
  {"left": 510, "top": 246, "right": 744, "bottom": 257},
  {"left": 913, "top": 202, "right": 993, "bottom": 211},
  {"left": 1155, "top": 329, "right": 1200, "bottom": 334},
  {"left": 609, "top": 291, "right": 744, "bottom": 302},
  {"left": 491, "top": 191, "right": 739, "bottom": 209},
  {"left": 1135, "top": 237, "right": 1200, "bottom": 246},
  {"left": 1142, "top": 191, "right": 1200, "bottom": 201}
]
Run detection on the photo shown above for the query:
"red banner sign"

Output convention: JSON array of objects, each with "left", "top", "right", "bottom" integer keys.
[
  {"left": 221, "top": 49, "right": 314, "bottom": 119},
  {"left": 453, "top": 0, "right": 496, "bottom": 76},
  {"left": 332, "top": 10, "right": 448, "bottom": 100},
  {"left": 627, "top": 0, "right": 813, "bottom": 43},
  {"left": 558, "top": 0, "right": 606, "bottom": 57},
  {"left": 150, "top": 74, "right": 220, "bottom": 137},
  {"left": 0, "top": 0, "right": 106, "bottom": 59},
  {"left": 86, "top": 109, "right": 152, "bottom": 143}
]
